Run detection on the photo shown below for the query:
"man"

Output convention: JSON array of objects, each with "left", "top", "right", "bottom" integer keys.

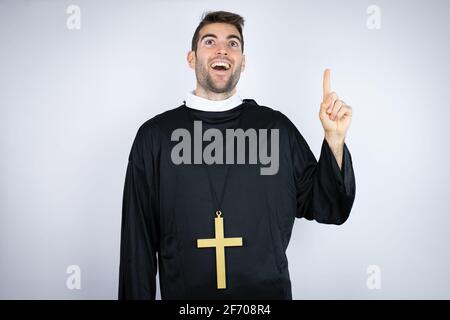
[{"left": 119, "top": 11, "right": 355, "bottom": 300}]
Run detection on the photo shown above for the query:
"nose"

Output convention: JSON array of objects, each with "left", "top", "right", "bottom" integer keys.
[{"left": 215, "top": 42, "right": 228, "bottom": 56}]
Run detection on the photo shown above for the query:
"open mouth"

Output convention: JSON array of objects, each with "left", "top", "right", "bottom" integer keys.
[{"left": 210, "top": 61, "right": 231, "bottom": 72}]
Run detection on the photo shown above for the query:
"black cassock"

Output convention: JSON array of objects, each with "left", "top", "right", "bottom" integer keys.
[{"left": 118, "top": 99, "right": 356, "bottom": 300}]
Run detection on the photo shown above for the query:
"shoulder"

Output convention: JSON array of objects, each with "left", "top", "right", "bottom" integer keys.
[
  {"left": 134, "top": 104, "right": 188, "bottom": 142},
  {"left": 242, "top": 98, "right": 297, "bottom": 131},
  {"left": 128, "top": 104, "right": 186, "bottom": 156},
  {"left": 139, "top": 105, "right": 185, "bottom": 133},
  {"left": 243, "top": 99, "right": 307, "bottom": 152}
]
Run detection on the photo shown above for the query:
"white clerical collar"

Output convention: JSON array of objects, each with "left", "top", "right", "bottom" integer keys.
[{"left": 185, "top": 90, "right": 243, "bottom": 112}]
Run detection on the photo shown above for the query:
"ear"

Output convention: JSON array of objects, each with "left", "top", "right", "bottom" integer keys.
[
  {"left": 187, "top": 51, "right": 196, "bottom": 69},
  {"left": 241, "top": 54, "right": 246, "bottom": 73}
]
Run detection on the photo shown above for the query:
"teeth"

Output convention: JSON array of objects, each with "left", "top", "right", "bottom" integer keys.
[{"left": 211, "top": 61, "right": 230, "bottom": 69}]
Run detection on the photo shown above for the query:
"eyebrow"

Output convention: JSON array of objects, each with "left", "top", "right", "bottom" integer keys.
[{"left": 200, "top": 33, "right": 242, "bottom": 44}]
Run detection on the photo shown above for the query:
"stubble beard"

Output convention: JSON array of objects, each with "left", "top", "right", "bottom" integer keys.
[{"left": 195, "top": 61, "right": 242, "bottom": 94}]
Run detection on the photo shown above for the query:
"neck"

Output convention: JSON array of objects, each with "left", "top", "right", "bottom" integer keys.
[{"left": 194, "top": 85, "right": 236, "bottom": 101}]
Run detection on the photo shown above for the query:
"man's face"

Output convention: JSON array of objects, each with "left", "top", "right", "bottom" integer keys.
[{"left": 187, "top": 23, "right": 245, "bottom": 94}]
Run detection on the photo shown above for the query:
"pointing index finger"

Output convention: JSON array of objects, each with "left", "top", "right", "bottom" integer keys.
[{"left": 323, "top": 68, "right": 331, "bottom": 100}]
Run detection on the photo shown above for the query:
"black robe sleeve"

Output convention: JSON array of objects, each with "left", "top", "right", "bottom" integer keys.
[
  {"left": 291, "top": 123, "right": 356, "bottom": 224},
  {"left": 118, "top": 125, "right": 159, "bottom": 300}
]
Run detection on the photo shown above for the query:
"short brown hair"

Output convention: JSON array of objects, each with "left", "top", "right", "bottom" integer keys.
[{"left": 191, "top": 11, "right": 245, "bottom": 53}]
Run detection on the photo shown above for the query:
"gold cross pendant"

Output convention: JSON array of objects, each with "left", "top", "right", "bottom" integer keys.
[{"left": 197, "top": 211, "right": 243, "bottom": 289}]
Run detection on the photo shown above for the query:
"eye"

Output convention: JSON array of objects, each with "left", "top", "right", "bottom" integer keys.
[
  {"left": 204, "top": 39, "right": 215, "bottom": 46},
  {"left": 229, "top": 40, "right": 240, "bottom": 48}
]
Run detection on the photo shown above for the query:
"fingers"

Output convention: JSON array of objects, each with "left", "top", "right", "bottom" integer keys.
[
  {"left": 329, "top": 100, "right": 343, "bottom": 120},
  {"left": 324, "top": 92, "right": 338, "bottom": 114},
  {"left": 320, "top": 91, "right": 336, "bottom": 117},
  {"left": 323, "top": 68, "right": 331, "bottom": 101},
  {"left": 329, "top": 103, "right": 352, "bottom": 122},
  {"left": 321, "top": 69, "right": 351, "bottom": 122},
  {"left": 336, "top": 104, "right": 352, "bottom": 120},
  {"left": 327, "top": 99, "right": 351, "bottom": 121},
  {"left": 320, "top": 92, "right": 339, "bottom": 116}
]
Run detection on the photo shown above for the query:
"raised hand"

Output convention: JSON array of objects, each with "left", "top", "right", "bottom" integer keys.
[{"left": 319, "top": 69, "right": 352, "bottom": 141}]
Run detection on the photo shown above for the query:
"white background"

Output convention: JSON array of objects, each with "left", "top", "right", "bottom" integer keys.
[{"left": 1, "top": 0, "right": 449, "bottom": 299}]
